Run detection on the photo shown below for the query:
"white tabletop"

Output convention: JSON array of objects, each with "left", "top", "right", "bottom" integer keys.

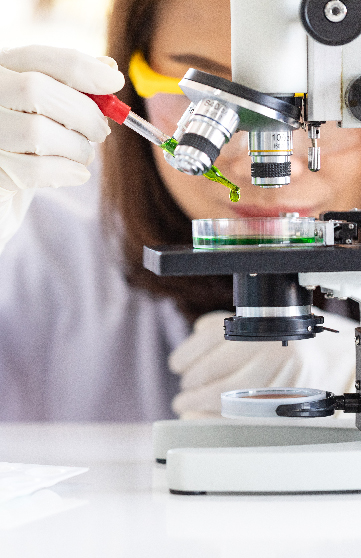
[{"left": 0, "top": 421, "right": 360, "bottom": 558}]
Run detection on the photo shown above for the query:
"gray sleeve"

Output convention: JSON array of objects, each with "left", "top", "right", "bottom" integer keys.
[{"left": 0, "top": 163, "right": 190, "bottom": 421}]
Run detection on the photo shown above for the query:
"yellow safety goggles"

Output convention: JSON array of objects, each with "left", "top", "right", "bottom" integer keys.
[{"left": 128, "top": 51, "right": 184, "bottom": 98}]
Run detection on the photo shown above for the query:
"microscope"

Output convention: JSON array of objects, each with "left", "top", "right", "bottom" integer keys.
[{"left": 145, "top": 0, "right": 361, "bottom": 493}]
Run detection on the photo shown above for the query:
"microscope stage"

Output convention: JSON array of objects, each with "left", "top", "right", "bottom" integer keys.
[{"left": 144, "top": 244, "right": 361, "bottom": 276}]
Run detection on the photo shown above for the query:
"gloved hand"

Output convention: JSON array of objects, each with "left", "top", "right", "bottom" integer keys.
[
  {"left": 170, "top": 310, "right": 357, "bottom": 419},
  {"left": 0, "top": 44, "right": 125, "bottom": 252}
]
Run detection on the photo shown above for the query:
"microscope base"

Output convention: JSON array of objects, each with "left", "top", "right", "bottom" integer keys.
[
  {"left": 166, "top": 442, "right": 361, "bottom": 493},
  {"left": 153, "top": 419, "right": 361, "bottom": 493}
]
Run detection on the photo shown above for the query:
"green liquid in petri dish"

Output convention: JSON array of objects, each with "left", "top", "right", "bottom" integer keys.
[
  {"left": 161, "top": 138, "right": 240, "bottom": 203},
  {"left": 193, "top": 236, "right": 316, "bottom": 247}
]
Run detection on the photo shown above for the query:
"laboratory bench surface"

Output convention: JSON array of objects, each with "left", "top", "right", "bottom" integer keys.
[{"left": 0, "top": 421, "right": 361, "bottom": 558}]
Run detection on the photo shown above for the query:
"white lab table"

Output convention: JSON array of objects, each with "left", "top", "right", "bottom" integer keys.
[{"left": 0, "top": 421, "right": 360, "bottom": 558}]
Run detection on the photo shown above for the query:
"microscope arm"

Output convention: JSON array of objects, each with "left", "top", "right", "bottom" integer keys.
[{"left": 299, "top": 271, "right": 361, "bottom": 304}]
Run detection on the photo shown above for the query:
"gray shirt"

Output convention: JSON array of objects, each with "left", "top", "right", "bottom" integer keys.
[{"left": 0, "top": 163, "right": 190, "bottom": 421}]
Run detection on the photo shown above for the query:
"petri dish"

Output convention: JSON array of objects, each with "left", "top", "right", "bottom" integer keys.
[
  {"left": 221, "top": 388, "right": 327, "bottom": 418},
  {"left": 192, "top": 217, "right": 319, "bottom": 249}
]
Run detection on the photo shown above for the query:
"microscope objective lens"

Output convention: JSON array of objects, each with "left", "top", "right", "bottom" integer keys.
[{"left": 161, "top": 138, "right": 240, "bottom": 202}]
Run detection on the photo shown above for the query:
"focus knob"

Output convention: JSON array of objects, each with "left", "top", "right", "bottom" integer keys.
[
  {"left": 300, "top": 0, "right": 361, "bottom": 46},
  {"left": 346, "top": 77, "right": 361, "bottom": 122}
]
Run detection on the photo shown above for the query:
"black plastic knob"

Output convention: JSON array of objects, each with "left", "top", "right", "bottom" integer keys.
[
  {"left": 346, "top": 77, "right": 361, "bottom": 122},
  {"left": 300, "top": 0, "right": 361, "bottom": 46}
]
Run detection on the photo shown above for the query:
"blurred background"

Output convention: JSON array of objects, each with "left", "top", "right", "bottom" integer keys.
[{"left": 0, "top": 0, "right": 112, "bottom": 55}]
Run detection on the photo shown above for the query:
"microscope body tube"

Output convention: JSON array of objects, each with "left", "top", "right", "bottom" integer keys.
[
  {"left": 230, "top": 0, "right": 307, "bottom": 187},
  {"left": 230, "top": 0, "right": 307, "bottom": 94}
]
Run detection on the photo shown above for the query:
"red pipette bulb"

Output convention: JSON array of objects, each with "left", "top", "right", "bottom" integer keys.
[{"left": 85, "top": 93, "right": 131, "bottom": 125}]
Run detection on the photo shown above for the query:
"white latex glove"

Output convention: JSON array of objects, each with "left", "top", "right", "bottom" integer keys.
[
  {"left": 0, "top": 45, "right": 125, "bottom": 252},
  {"left": 170, "top": 310, "right": 357, "bottom": 419}
]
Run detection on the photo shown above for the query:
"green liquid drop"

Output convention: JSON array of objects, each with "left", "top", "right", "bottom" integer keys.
[{"left": 161, "top": 138, "right": 240, "bottom": 203}]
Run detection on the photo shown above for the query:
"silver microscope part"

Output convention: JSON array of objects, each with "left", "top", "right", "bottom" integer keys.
[
  {"left": 324, "top": 1, "right": 347, "bottom": 23},
  {"left": 163, "top": 150, "right": 182, "bottom": 171},
  {"left": 171, "top": 71, "right": 299, "bottom": 179},
  {"left": 307, "top": 124, "right": 321, "bottom": 172},
  {"left": 236, "top": 305, "right": 312, "bottom": 318},
  {"left": 174, "top": 147, "right": 211, "bottom": 176},
  {"left": 172, "top": 102, "right": 195, "bottom": 141},
  {"left": 308, "top": 145, "right": 321, "bottom": 172},
  {"left": 124, "top": 111, "right": 169, "bottom": 146},
  {"left": 248, "top": 130, "right": 293, "bottom": 187},
  {"left": 174, "top": 98, "right": 240, "bottom": 175},
  {"left": 314, "top": 220, "right": 335, "bottom": 245},
  {"left": 163, "top": 102, "right": 195, "bottom": 171},
  {"left": 179, "top": 79, "right": 300, "bottom": 130},
  {"left": 251, "top": 179, "right": 285, "bottom": 189}
]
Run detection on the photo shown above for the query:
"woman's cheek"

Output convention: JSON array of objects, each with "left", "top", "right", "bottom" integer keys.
[{"left": 145, "top": 95, "right": 190, "bottom": 138}]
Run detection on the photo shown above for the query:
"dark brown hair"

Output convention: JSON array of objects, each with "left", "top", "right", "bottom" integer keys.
[{"left": 103, "top": 0, "right": 234, "bottom": 322}]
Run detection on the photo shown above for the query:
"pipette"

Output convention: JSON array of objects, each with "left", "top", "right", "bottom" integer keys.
[
  {"left": 86, "top": 94, "right": 168, "bottom": 146},
  {"left": 86, "top": 93, "right": 240, "bottom": 202}
]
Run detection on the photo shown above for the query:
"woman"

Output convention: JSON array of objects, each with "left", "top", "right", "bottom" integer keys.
[{"left": 0, "top": 0, "right": 358, "bottom": 420}]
